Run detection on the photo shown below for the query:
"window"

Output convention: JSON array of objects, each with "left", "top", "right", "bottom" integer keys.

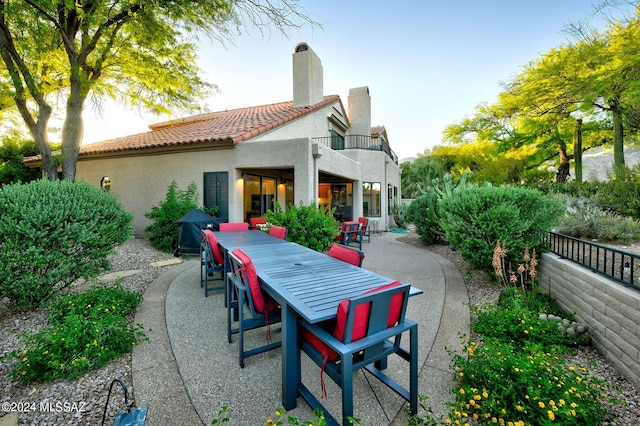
[
  {"left": 331, "top": 129, "right": 345, "bottom": 150},
  {"left": 363, "top": 182, "right": 381, "bottom": 217},
  {"left": 204, "top": 172, "right": 228, "bottom": 219},
  {"left": 244, "top": 175, "right": 276, "bottom": 222}
]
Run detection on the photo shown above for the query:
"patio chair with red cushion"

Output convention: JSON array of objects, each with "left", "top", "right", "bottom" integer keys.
[
  {"left": 249, "top": 217, "right": 267, "bottom": 230},
  {"left": 298, "top": 282, "right": 418, "bottom": 425},
  {"left": 357, "top": 217, "right": 370, "bottom": 243},
  {"left": 269, "top": 225, "right": 288, "bottom": 240},
  {"left": 226, "top": 249, "right": 282, "bottom": 368},
  {"left": 335, "top": 221, "right": 362, "bottom": 250},
  {"left": 327, "top": 244, "right": 365, "bottom": 267},
  {"left": 219, "top": 222, "right": 249, "bottom": 232},
  {"left": 200, "top": 229, "right": 225, "bottom": 296}
]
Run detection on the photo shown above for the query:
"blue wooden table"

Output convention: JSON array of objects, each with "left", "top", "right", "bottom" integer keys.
[{"left": 215, "top": 232, "right": 421, "bottom": 410}]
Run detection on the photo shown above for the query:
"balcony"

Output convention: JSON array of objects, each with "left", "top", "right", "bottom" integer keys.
[{"left": 312, "top": 135, "right": 398, "bottom": 165}]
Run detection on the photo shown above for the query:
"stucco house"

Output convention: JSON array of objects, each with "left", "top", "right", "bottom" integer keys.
[{"left": 28, "top": 43, "right": 402, "bottom": 236}]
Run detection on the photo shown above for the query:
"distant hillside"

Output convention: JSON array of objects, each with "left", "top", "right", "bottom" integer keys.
[{"left": 579, "top": 146, "right": 640, "bottom": 181}]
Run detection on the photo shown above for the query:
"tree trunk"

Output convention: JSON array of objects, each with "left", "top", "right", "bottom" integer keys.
[
  {"left": 61, "top": 102, "right": 84, "bottom": 181},
  {"left": 61, "top": 75, "right": 85, "bottom": 181},
  {"left": 610, "top": 96, "right": 626, "bottom": 177},
  {"left": 574, "top": 118, "right": 583, "bottom": 183},
  {"left": 556, "top": 143, "right": 570, "bottom": 183}
]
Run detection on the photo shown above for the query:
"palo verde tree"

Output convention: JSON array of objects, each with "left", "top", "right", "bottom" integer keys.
[{"left": 0, "top": 0, "right": 317, "bottom": 180}]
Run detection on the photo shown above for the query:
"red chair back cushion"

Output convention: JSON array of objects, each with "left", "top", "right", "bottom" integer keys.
[
  {"left": 231, "top": 249, "right": 266, "bottom": 313},
  {"left": 269, "top": 225, "right": 287, "bottom": 240},
  {"left": 358, "top": 217, "right": 368, "bottom": 233},
  {"left": 327, "top": 244, "right": 363, "bottom": 267},
  {"left": 220, "top": 222, "right": 249, "bottom": 232},
  {"left": 203, "top": 229, "right": 224, "bottom": 265},
  {"left": 249, "top": 217, "right": 266, "bottom": 229},
  {"left": 303, "top": 281, "right": 403, "bottom": 361}
]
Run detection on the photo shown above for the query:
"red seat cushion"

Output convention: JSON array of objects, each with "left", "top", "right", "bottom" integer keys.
[
  {"left": 203, "top": 229, "right": 224, "bottom": 265},
  {"left": 232, "top": 249, "right": 276, "bottom": 314}
]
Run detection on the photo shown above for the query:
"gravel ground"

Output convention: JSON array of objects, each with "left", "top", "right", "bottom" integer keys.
[
  {"left": 2, "top": 235, "right": 640, "bottom": 425},
  {"left": 0, "top": 238, "right": 177, "bottom": 426}
]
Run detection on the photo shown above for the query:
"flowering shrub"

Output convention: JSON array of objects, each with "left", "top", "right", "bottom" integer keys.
[
  {"left": 439, "top": 244, "right": 614, "bottom": 425},
  {"left": 449, "top": 340, "right": 614, "bottom": 425},
  {"left": 4, "top": 284, "right": 146, "bottom": 383}
]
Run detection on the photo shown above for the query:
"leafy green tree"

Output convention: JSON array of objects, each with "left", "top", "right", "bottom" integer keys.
[
  {"left": 0, "top": 134, "right": 42, "bottom": 185},
  {"left": 400, "top": 156, "right": 446, "bottom": 199},
  {"left": 0, "top": 1, "right": 317, "bottom": 180}
]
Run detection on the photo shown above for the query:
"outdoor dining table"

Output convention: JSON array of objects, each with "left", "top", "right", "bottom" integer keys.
[{"left": 214, "top": 230, "right": 422, "bottom": 411}]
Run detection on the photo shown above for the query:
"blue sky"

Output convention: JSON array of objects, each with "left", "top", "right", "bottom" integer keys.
[{"left": 82, "top": 1, "right": 632, "bottom": 160}]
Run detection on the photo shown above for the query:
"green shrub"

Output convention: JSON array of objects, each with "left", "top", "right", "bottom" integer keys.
[
  {"left": 263, "top": 201, "right": 338, "bottom": 251},
  {"left": 439, "top": 186, "right": 565, "bottom": 271},
  {"left": 591, "top": 165, "right": 640, "bottom": 219},
  {"left": 145, "top": 181, "right": 199, "bottom": 253},
  {"left": 0, "top": 180, "right": 133, "bottom": 308},
  {"left": 406, "top": 192, "right": 444, "bottom": 244},
  {"left": 473, "top": 291, "right": 567, "bottom": 348},
  {"left": 555, "top": 196, "right": 640, "bottom": 242},
  {"left": 4, "top": 284, "right": 145, "bottom": 383}
]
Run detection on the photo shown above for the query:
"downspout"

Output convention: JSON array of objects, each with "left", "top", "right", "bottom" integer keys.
[
  {"left": 384, "top": 155, "right": 389, "bottom": 231},
  {"left": 312, "top": 142, "right": 322, "bottom": 201}
]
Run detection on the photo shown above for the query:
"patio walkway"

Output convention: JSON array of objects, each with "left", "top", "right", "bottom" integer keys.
[{"left": 131, "top": 231, "right": 469, "bottom": 425}]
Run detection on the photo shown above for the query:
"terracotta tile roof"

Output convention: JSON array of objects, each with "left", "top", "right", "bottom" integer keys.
[
  {"left": 24, "top": 95, "right": 342, "bottom": 163},
  {"left": 371, "top": 125, "right": 388, "bottom": 139}
]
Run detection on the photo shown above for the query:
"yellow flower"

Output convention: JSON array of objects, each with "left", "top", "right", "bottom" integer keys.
[
  {"left": 570, "top": 402, "right": 578, "bottom": 408},
  {"left": 483, "top": 390, "right": 488, "bottom": 398},
  {"left": 558, "top": 399, "right": 565, "bottom": 406},
  {"left": 538, "top": 401, "right": 545, "bottom": 408},
  {"left": 474, "top": 394, "right": 482, "bottom": 400},
  {"left": 265, "top": 420, "right": 275, "bottom": 426},
  {"left": 548, "top": 410, "right": 555, "bottom": 421},
  {"left": 459, "top": 372, "right": 464, "bottom": 377},
  {"left": 459, "top": 388, "right": 465, "bottom": 395},
  {"left": 491, "top": 417, "right": 497, "bottom": 423},
  {"left": 549, "top": 400, "right": 555, "bottom": 406}
]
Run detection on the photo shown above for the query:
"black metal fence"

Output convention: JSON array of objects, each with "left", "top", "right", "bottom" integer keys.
[
  {"left": 312, "top": 135, "right": 398, "bottom": 165},
  {"left": 545, "top": 232, "right": 640, "bottom": 292}
]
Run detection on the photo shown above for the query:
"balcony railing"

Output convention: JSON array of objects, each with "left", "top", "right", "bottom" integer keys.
[
  {"left": 545, "top": 232, "right": 640, "bottom": 292},
  {"left": 312, "top": 135, "right": 398, "bottom": 165}
]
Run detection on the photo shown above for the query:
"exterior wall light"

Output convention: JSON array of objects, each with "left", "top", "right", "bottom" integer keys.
[{"left": 101, "top": 176, "right": 111, "bottom": 192}]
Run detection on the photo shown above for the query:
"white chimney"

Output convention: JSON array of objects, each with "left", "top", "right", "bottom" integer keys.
[
  {"left": 292, "top": 42, "right": 324, "bottom": 108},
  {"left": 348, "top": 86, "right": 371, "bottom": 137}
]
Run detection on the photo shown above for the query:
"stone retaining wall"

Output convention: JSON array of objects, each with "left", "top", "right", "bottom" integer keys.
[{"left": 539, "top": 253, "right": 640, "bottom": 388}]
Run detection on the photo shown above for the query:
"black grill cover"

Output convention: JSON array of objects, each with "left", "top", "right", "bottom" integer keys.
[{"left": 176, "top": 209, "right": 216, "bottom": 255}]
